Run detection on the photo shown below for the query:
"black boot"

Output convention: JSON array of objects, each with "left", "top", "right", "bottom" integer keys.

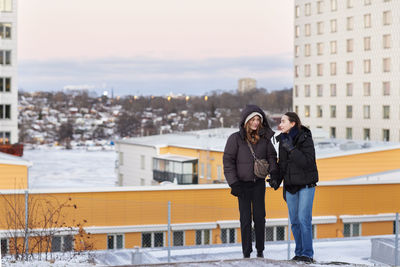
[{"left": 257, "top": 251, "right": 264, "bottom": 258}]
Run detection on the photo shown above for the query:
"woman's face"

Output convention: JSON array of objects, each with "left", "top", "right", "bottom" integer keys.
[
  {"left": 248, "top": 116, "right": 261, "bottom": 131},
  {"left": 279, "top": 115, "right": 295, "bottom": 134}
]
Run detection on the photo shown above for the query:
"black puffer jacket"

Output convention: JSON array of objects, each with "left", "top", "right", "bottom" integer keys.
[
  {"left": 223, "top": 105, "right": 278, "bottom": 185},
  {"left": 276, "top": 126, "right": 318, "bottom": 192}
]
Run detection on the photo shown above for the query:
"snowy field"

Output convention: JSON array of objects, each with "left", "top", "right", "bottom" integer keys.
[
  {"left": 2, "top": 237, "right": 385, "bottom": 266},
  {"left": 23, "top": 148, "right": 117, "bottom": 189}
]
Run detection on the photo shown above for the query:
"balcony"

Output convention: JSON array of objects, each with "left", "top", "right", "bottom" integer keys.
[{"left": 153, "top": 154, "right": 198, "bottom": 185}]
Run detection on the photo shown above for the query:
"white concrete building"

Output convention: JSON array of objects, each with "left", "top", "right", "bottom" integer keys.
[
  {"left": 238, "top": 78, "right": 257, "bottom": 93},
  {"left": 0, "top": 0, "right": 18, "bottom": 144},
  {"left": 293, "top": 0, "right": 400, "bottom": 141},
  {"left": 115, "top": 128, "right": 236, "bottom": 186}
]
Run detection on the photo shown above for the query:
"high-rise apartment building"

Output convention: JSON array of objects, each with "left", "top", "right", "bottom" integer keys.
[
  {"left": 0, "top": 0, "right": 18, "bottom": 144},
  {"left": 294, "top": 0, "right": 399, "bottom": 141},
  {"left": 238, "top": 78, "right": 257, "bottom": 93}
]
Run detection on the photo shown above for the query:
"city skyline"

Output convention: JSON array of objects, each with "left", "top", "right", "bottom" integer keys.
[{"left": 17, "top": 0, "right": 294, "bottom": 95}]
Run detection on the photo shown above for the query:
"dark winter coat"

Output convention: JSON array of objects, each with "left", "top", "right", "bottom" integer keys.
[
  {"left": 223, "top": 105, "right": 278, "bottom": 186},
  {"left": 276, "top": 126, "right": 318, "bottom": 193}
]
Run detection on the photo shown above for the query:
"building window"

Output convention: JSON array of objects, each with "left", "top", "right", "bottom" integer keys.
[
  {"left": 344, "top": 223, "right": 360, "bottom": 237},
  {"left": 295, "top": 65, "right": 299, "bottom": 78},
  {"left": 173, "top": 231, "right": 184, "bottom": 246},
  {"left": 142, "top": 232, "right": 164, "bottom": 248},
  {"left": 265, "top": 226, "right": 286, "bottom": 241},
  {"left": 305, "top": 3, "right": 311, "bottom": 16},
  {"left": 346, "top": 61, "right": 353, "bottom": 74},
  {"left": 330, "top": 105, "right": 336, "bottom": 118},
  {"left": 305, "top": 85, "right": 311, "bottom": 97},
  {"left": 330, "top": 41, "right": 337, "bottom": 54},
  {"left": 0, "top": 77, "right": 11, "bottom": 92},
  {"left": 330, "top": 127, "right": 336, "bottom": 138},
  {"left": 52, "top": 235, "right": 74, "bottom": 252},
  {"left": 330, "top": 84, "right": 337, "bottom": 96},
  {"left": 383, "top": 106, "right": 390, "bottom": 119},
  {"left": 207, "top": 163, "right": 211, "bottom": 179},
  {"left": 364, "top": 37, "right": 371, "bottom": 51},
  {"left": 346, "top": 17, "right": 354, "bottom": 31},
  {"left": 383, "top": 34, "right": 391, "bottom": 49},
  {"left": 305, "top": 44, "right": 311, "bottom": 57},
  {"left": 0, "top": 104, "right": 11, "bottom": 119},
  {"left": 317, "top": 63, "right": 323, "bottom": 76},
  {"left": 0, "top": 50, "right": 11, "bottom": 65},
  {"left": 383, "top": 129, "right": 390, "bottom": 142},
  {"left": 364, "top": 59, "right": 371, "bottom": 74},
  {"left": 196, "top": 229, "right": 211, "bottom": 245},
  {"left": 0, "top": 23, "right": 11, "bottom": 39},
  {"left": 0, "top": 131, "right": 10, "bottom": 144},
  {"left": 317, "top": 105, "right": 323, "bottom": 118},
  {"left": 200, "top": 163, "right": 204, "bottom": 178},
  {"left": 346, "top": 39, "right": 353, "bottom": 52},
  {"left": 140, "top": 178, "right": 145, "bottom": 185},
  {"left": 346, "top": 105, "right": 353, "bottom": 118},
  {"left": 364, "top": 128, "right": 370, "bottom": 140},
  {"left": 346, "top": 128, "right": 353, "bottom": 140},
  {"left": 383, "top": 11, "right": 392, "bottom": 25},
  {"left": 347, "top": 0, "right": 353, "bottom": 8},
  {"left": 221, "top": 228, "right": 236, "bottom": 244},
  {"left": 305, "top": 105, "right": 310, "bottom": 117},
  {"left": 317, "top": 42, "right": 324, "bottom": 55},
  {"left": 317, "top": 84, "right": 323, "bottom": 97},
  {"left": 331, "top": 0, "right": 337, "bottom": 11},
  {"left": 330, "top": 19, "right": 337, "bottom": 33},
  {"left": 0, "top": 0, "right": 12, "bottom": 12},
  {"left": 305, "top": 64, "right": 311, "bottom": 77},
  {"left": 317, "top": 21, "right": 324, "bottom": 35},
  {"left": 383, "top": 58, "right": 391, "bottom": 72},
  {"left": 383, "top": 81, "right": 390, "bottom": 96},
  {"left": 295, "top": 5, "right": 300, "bottom": 18},
  {"left": 364, "top": 14, "right": 371, "bottom": 28},
  {"left": 363, "top": 82, "right": 371, "bottom": 96},
  {"left": 217, "top": 165, "right": 222, "bottom": 181},
  {"left": 363, "top": 105, "right": 370, "bottom": 119},
  {"left": 295, "top": 45, "right": 300, "bottom": 57},
  {"left": 346, "top": 83, "right": 353, "bottom": 96},
  {"left": 330, "top": 62, "right": 336, "bottom": 76},
  {"left": 295, "top": 25, "right": 300, "bottom": 38},
  {"left": 317, "top": 1, "right": 323, "bottom": 14},
  {"left": 140, "top": 155, "right": 145, "bottom": 170},
  {"left": 305, "top": 24, "right": 311, "bottom": 36},
  {"left": 364, "top": 0, "right": 371, "bottom": 5},
  {"left": 294, "top": 85, "right": 298, "bottom": 97},
  {"left": 108, "top": 234, "right": 124, "bottom": 249},
  {"left": 1, "top": 238, "right": 8, "bottom": 256},
  {"left": 295, "top": 105, "right": 299, "bottom": 114}
]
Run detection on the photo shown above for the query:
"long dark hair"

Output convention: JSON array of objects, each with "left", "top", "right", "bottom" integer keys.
[
  {"left": 245, "top": 118, "right": 263, "bottom": 144},
  {"left": 284, "top": 112, "right": 302, "bottom": 130}
]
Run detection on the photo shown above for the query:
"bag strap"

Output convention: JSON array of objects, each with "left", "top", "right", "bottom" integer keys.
[{"left": 246, "top": 140, "right": 257, "bottom": 160}]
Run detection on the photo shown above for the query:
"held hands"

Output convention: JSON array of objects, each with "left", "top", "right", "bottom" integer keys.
[
  {"left": 267, "top": 172, "right": 281, "bottom": 190},
  {"left": 230, "top": 182, "right": 242, "bottom": 197},
  {"left": 281, "top": 135, "right": 295, "bottom": 152}
]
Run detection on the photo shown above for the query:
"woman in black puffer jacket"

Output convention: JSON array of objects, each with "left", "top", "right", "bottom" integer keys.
[
  {"left": 223, "top": 104, "right": 279, "bottom": 258},
  {"left": 273, "top": 112, "right": 318, "bottom": 263}
]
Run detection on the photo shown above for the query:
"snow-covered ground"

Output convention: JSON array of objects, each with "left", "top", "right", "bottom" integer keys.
[
  {"left": 23, "top": 148, "right": 117, "bottom": 189},
  {"left": 2, "top": 237, "right": 385, "bottom": 266}
]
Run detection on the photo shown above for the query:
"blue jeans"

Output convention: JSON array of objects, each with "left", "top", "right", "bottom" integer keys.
[{"left": 286, "top": 186, "right": 315, "bottom": 258}]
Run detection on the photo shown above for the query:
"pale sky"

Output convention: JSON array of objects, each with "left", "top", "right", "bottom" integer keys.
[{"left": 17, "top": 0, "right": 294, "bottom": 95}]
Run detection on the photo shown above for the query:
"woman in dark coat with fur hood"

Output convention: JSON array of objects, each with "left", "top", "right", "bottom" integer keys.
[
  {"left": 223, "top": 104, "right": 280, "bottom": 258},
  {"left": 272, "top": 112, "right": 318, "bottom": 263}
]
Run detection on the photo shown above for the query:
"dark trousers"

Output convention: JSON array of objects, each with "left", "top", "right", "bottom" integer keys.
[{"left": 238, "top": 179, "right": 266, "bottom": 256}]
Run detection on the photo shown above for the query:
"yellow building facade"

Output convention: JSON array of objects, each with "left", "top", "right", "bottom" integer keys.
[{"left": 1, "top": 145, "right": 400, "bottom": 253}]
